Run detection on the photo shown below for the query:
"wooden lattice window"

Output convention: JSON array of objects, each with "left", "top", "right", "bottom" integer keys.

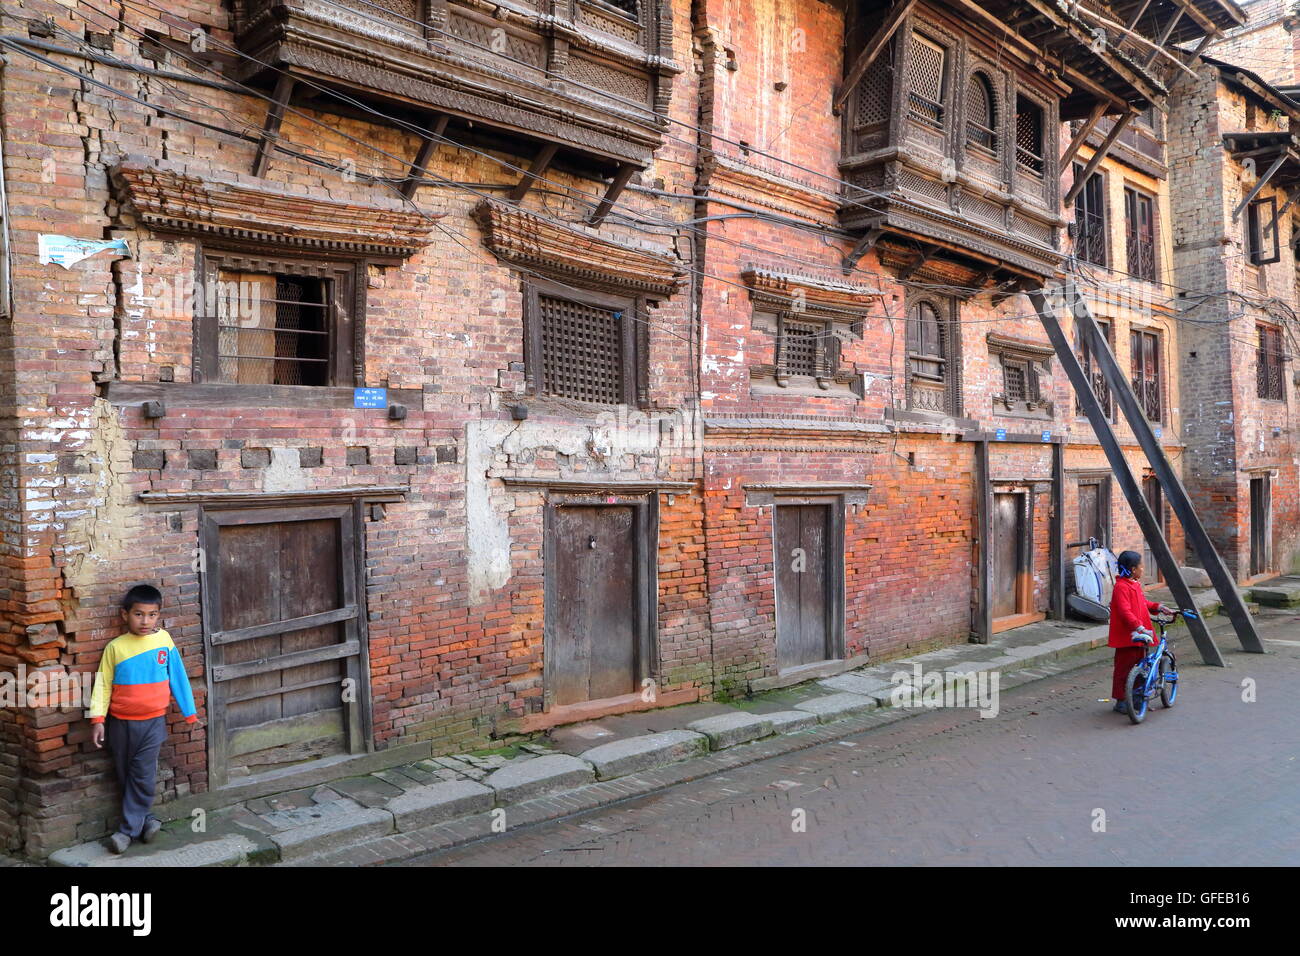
[
  {"left": 906, "top": 34, "right": 947, "bottom": 129},
  {"left": 1015, "top": 94, "right": 1044, "bottom": 175},
  {"left": 195, "top": 253, "right": 360, "bottom": 387},
  {"left": 1247, "top": 197, "right": 1281, "bottom": 266},
  {"left": 1258, "top": 324, "right": 1285, "bottom": 400},
  {"left": 1125, "top": 187, "right": 1157, "bottom": 282},
  {"left": 1001, "top": 357, "right": 1041, "bottom": 404},
  {"left": 906, "top": 297, "right": 959, "bottom": 415},
  {"left": 775, "top": 315, "right": 838, "bottom": 385},
  {"left": 965, "top": 72, "right": 997, "bottom": 152},
  {"left": 524, "top": 279, "right": 645, "bottom": 407},
  {"left": 1130, "top": 328, "right": 1163, "bottom": 422},
  {"left": 1071, "top": 164, "right": 1107, "bottom": 268}
]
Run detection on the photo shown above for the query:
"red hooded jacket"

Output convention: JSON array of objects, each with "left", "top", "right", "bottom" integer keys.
[{"left": 1108, "top": 574, "right": 1162, "bottom": 649}]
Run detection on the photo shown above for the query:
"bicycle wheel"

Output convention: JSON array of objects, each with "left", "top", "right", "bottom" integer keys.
[
  {"left": 1124, "top": 663, "right": 1149, "bottom": 724},
  {"left": 1159, "top": 651, "right": 1178, "bottom": 708}
]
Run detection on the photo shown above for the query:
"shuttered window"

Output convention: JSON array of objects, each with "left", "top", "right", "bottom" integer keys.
[{"left": 1257, "top": 324, "right": 1285, "bottom": 400}]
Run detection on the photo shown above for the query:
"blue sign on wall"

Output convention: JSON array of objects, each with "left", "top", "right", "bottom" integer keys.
[
  {"left": 995, "top": 428, "right": 1007, "bottom": 441},
  {"left": 1154, "top": 426, "right": 1163, "bottom": 439},
  {"left": 1041, "top": 430, "right": 1051, "bottom": 443},
  {"left": 354, "top": 388, "right": 388, "bottom": 409}
]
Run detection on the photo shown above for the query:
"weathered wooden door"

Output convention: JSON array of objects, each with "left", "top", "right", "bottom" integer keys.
[
  {"left": 1143, "top": 477, "right": 1165, "bottom": 584},
  {"left": 774, "top": 504, "right": 832, "bottom": 669},
  {"left": 549, "top": 505, "right": 639, "bottom": 706},
  {"left": 201, "top": 505, "right": 368, "bottom": 787},
  {"left": 1250, "top": 476, "right": 1271, "bottom": 576},
  {"left": 991, "top": 493, "right": 1023, "bottom": 619}
]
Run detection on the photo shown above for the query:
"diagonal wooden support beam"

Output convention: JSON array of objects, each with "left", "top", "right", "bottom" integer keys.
[
  {"left": 899, "top": 244, "right": 938, "bottom": 280},
  {"left": 399, "top": 114, "right": 449, "bottom": 200},
  {"left": 587, "top": 162, "right": 637, "bottom": 226},
  {"left": 842, "top": 227, "right": 883, "bottom": 275},
  {"left": 508, "top": 142, "right": 559, "bottom": 203},
  {"left": 1265, "top": 185, "right": 1300, "bottom": 241},
  {"left": 833, "top": 0, "right": 917, "bottom": 110},
  {"left": 1232, "top": 150, "right": 1290, "bottom": 220},
  {"left": 1061, "top": 102, "right": 1109, "bottom": 169},
  {"left": 1064, "top": 110, "right": 1134, "bottom": 207},
  {"left": 1164, "top": 31, "right": 1216, "bottom": 96},
  {"left": 1033, "top": 284, "right": 1265, "bottom": 661},
  {"left": 1143, "top": 8, "right": 1183, "bottom": 68},
  {"left": 252, "top": 74, "right": 296, "bottom": 178}
]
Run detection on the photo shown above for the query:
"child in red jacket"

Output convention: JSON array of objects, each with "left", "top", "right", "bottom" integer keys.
[{"left": 1108, "top": 551, "right": 1172, "bottom": 714}]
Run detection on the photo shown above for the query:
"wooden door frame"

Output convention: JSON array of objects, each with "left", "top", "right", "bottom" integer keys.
[
  {"left": 989, "top": 484, "right": 1046, "bottom": 633},
  {"left": 769, "top": 495, "right": 847, "bottom": 669},
  {"left": 198, "top": 501, "right": 373, "bottom": 788},
  {"left": 1250, "top": 474, "right": 1273, "bottom": 576},
  {"left": 541, "top": 491, "right": 658, "bottom": 711}
]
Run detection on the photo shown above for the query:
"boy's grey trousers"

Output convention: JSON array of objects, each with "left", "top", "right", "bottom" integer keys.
[{"left": 105, "top": 715, "right": 166, "bottom": 838}]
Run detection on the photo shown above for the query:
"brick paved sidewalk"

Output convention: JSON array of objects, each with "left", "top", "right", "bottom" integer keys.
[{"left": 41, "top": 583, "right": 1247, "bottom": 867}]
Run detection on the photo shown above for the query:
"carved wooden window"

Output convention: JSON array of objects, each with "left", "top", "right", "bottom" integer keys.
[
  {"left": 1124, "top": 187, "right": 1157, "bottom": 282},
  {"left": 595, "top": 0, "right": 640, "bottom": 16},
  {"left": 906, "top": 34, "right": 947, "bottom": 130},
  {"left": 1001, "top": 357, "right": 1040, "bottom": 404},
  {"left": 1071, "top": 163, "right": 1107, "bottom": 268},
  {"left": 1076, "top": 318, "right": 1113, "bottom": 420},
  {"left": 776, "top": 315, "right": 839, "bottom": 385},
  {"left": 523, "top": 279, "right": 644, "bottom": 407},
  {"left": 906, "top": 297, "right": 958, "bottom": 415},
  {"left": 1247, "top": 197, "right": 1281, "bottom": 266},
  {"left": 1130, "top": 328, "right": 1163, "bottom": 422},
  {"left": 195, "top": 254, "right": 360, "bottom": 387},
  {"left": 1015, "top": 95, "right": 1044, "bottom": 175},
  {"left": 965, "top": 72, "right": 997, "bottom": 152},
  {"left": 1257, "top": 323, "right": 1285, "bottom": 401}
]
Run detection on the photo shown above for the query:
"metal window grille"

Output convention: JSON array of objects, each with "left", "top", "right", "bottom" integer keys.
[
  {"left": 1076, "top": 321, "right": 1113, "bottom": 418},
  {"left": 906, "top": 35, "right": 946, "bottom": 129},
  {"left": 1125, "top": 188, "right": 1156, "bottom": 282},
  {"left": 965, "top": 73, "right": 996, "bottom": 151},
  {"left": 1072, "top": 166, "right": 1107, "bottom": 267},
  {"left": 539, "top": 294, "right": 625, "bottom": 404},
  {"left": 1258, "top": 325, "right": 1285, "bottom": 400},
  {"left": 1130, "top": 329, "right": 1162, "bottom": 421},
  {"left": 215, "top": 272, "right": 330, "bottom": 386},
  {"left": 1015, "top": 95, "right": 1044, "bottom": 175}
]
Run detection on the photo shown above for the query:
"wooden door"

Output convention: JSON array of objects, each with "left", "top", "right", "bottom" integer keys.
[
  {"left": 992, "top": 493, "right": 1023, "bottom": 619},
  {"left": 1250, "top": 477, "right": 1271, "bottom": 576},
  {"left": 1143, "top": 477, "right": 1165, "bottom": 584},
  {"left": 550, "top": 505, "right": 639, "bottom": 706},
  {"left": 202, "top": 505, "right": 367, "bottom": 787},
  {"left": 774, "top": 504, "right": 832, "bottom": 669}
]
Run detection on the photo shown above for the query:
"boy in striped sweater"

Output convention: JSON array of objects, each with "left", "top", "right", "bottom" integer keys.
[{"left": 89, "top": 584, "right": 199, "bottom": 854}]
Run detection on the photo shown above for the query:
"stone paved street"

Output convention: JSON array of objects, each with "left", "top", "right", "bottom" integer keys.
[{"left": 397, "top": 613, "right": 1300, "bottom": 866}]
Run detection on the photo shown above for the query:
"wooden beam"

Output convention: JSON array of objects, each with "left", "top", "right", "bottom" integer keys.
[
  {"left": 1126, "top": 0, "right": 1154, "bottom": 30},
  {"left": 899, "top": 244, "right": 938, "bottom": 280},
  {"left": 252, "top": 74, "right": 296, "bottom": 178},
  {"left": 1265, "top": 185, "right": 1300, "bottom": 240},
  {"left": 1168, "top": 0, "right": 1220, "bottom": 37},
  {"left": 508, "top": 142, "right": 559, "bottom": 203},
  {"left": 834, "top": 0, "right": 918, "bottom": 110},
  {"left": 1061, "top": 101, "right": 1109, "bottom": 168},
  {"left": 842, "top": 227, "right": 883, "bottom": 275},
  {"left": 1021, "top": 0, "right": 1164, "bottom": 101},
  {"left": 1165, "top": 32, "right": 1216, "bottom": 97},
  {"left": 586, "top": 162, "right": 637, "bottom": 226},
  {"left": 399, "top": 114, "right": 449, "bottom": 200},
  {"left": 1143, "top": 8, "right": 1184, "bottom": 68},
  {"left": 1232, "top": 149, "right": 1290, "bottom": 220},
  {"left": 1064, "top": 110, "right": 1135, "bottom": 206}
]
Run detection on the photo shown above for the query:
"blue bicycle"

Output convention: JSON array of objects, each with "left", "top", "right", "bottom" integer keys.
[{"left": 1124, "top": 608, "right": 1195, "bottom": 725}]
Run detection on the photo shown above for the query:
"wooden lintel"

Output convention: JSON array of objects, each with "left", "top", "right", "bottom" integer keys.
[
  {"left": 252, "top": 74, "right": 296, "bottom": 178},
  {"left": 1061, "top": 102, "right": 1109, "bottom": 169},
  {"left": 399, "top": 114, "right": 449, "bottom": 200},
  {"left": 1064, "top": 110, "right": 1135, "bottom": 206},
  {"left": 586, "top": 162, "right": 637, "bottom": 226},
  {"left": 833, "top": 0, "right": 918, "bottom": 110},
  {"left": 842, "top": 228, "right": 883, "bottom": 275},
  {"left": 508, "top": 142, "right": 559, "bottom": 203}
]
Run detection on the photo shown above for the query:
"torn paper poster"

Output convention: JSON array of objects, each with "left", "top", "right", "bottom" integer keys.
[{"left": 38, "top": 235, "right": 131, "bottom": 269}]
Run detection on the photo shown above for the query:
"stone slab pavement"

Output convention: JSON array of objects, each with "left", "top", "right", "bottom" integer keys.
[{"left": 39, "top": 583, "right": 1266, "bottom": 867}]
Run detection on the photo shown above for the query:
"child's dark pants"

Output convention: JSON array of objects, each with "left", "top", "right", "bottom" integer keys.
[
  {"left": 105, "top": 715, "right": 166, "bottom": 838},
  {"left": 1112, "top": 646, "right": 1145, "bottom": 701}
]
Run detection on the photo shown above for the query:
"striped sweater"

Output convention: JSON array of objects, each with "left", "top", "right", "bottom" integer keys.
[{"left": 88, "top": 629, "right": 197, "bottom": 724}]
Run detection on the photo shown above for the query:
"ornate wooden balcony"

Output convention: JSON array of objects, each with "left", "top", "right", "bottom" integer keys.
[{"left": 231, "top": 0, "right": 679, "bottom": 173}]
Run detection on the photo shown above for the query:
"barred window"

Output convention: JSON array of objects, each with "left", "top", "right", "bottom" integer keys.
[
  {"left": 1076, "top": 318, "right": 1114, "bottom": 420},
  {"left": 1130, "top": 328, "right": 1162, "bottom": 422},
  {"left": 1001, "top": 357, "right": 1041, "bottom": 404},
  {"left": 524, "top": 280, "right": 644, "bottom": 407},
  {"left": 1258, "top": 324, "right": 1285, "bottom": 401},
  {"left": 966, "top": 72, "right": 997, "bottom": 152},
  {"left": 195, "top": 254, "right": 359, "bottom": 387},
  {"left": 906, "top": 34, "right": 947, "bottom": 129},
  {"left": 1071, "top": 163, "right": 1107, "bottom": 268},
  {"left": 1015, "top": 94, "right": 1044, "bottom": 175},
  {"left": 1125, "top": 187, "right": 1157, "bottom": 282}
]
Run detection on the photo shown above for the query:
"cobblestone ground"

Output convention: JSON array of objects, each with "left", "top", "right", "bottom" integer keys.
[{"left": 398, "top": 613, "right": 1300, "bottom": 866}]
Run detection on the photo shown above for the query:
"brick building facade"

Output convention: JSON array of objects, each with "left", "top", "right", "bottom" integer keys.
[{"left": 0, "top": 0, "right": 1245, "bottom": 857}]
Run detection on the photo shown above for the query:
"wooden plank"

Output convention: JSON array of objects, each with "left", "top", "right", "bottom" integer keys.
[
  {"left": 224, "top": 674, "right": 342, "bottom": 706},
  {"left": 991, "top": 611, "right": 1047, "bottom": 634},
  {"left": 103, "top": 381, "right": 424, "bottom": 409},
  {"left": 1060, "top": 102, "right": 1108, "bottom": 169},
  {"left": 210, "top": 605, "right": 358, "bottom": 646},
  {"left": 974, "top": 439, "right": 992, "bottom": 644},
  {"left": 587, "top": 162, "right": 637, "bottom": 226},
  {"left": 833, "top": 0, "right": 918, "bottom": 110},
  {"left": 252, "top": 75, "right": 295, "bottom": 178},
  {"left": 508, "top": 142, "right": 559, "bottom": 202},
  {"left": 399, "top": 114, "right": 449, "bottom": 200},
  {"left": 212, "top": 639, "right": 361, "bottom": 683},
  {"left": 1065, "top": 111, "right": 1135, "bottom": 206},
  {"left": 1232, "top": 150, "right": 1290, "bottom": 220}
]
